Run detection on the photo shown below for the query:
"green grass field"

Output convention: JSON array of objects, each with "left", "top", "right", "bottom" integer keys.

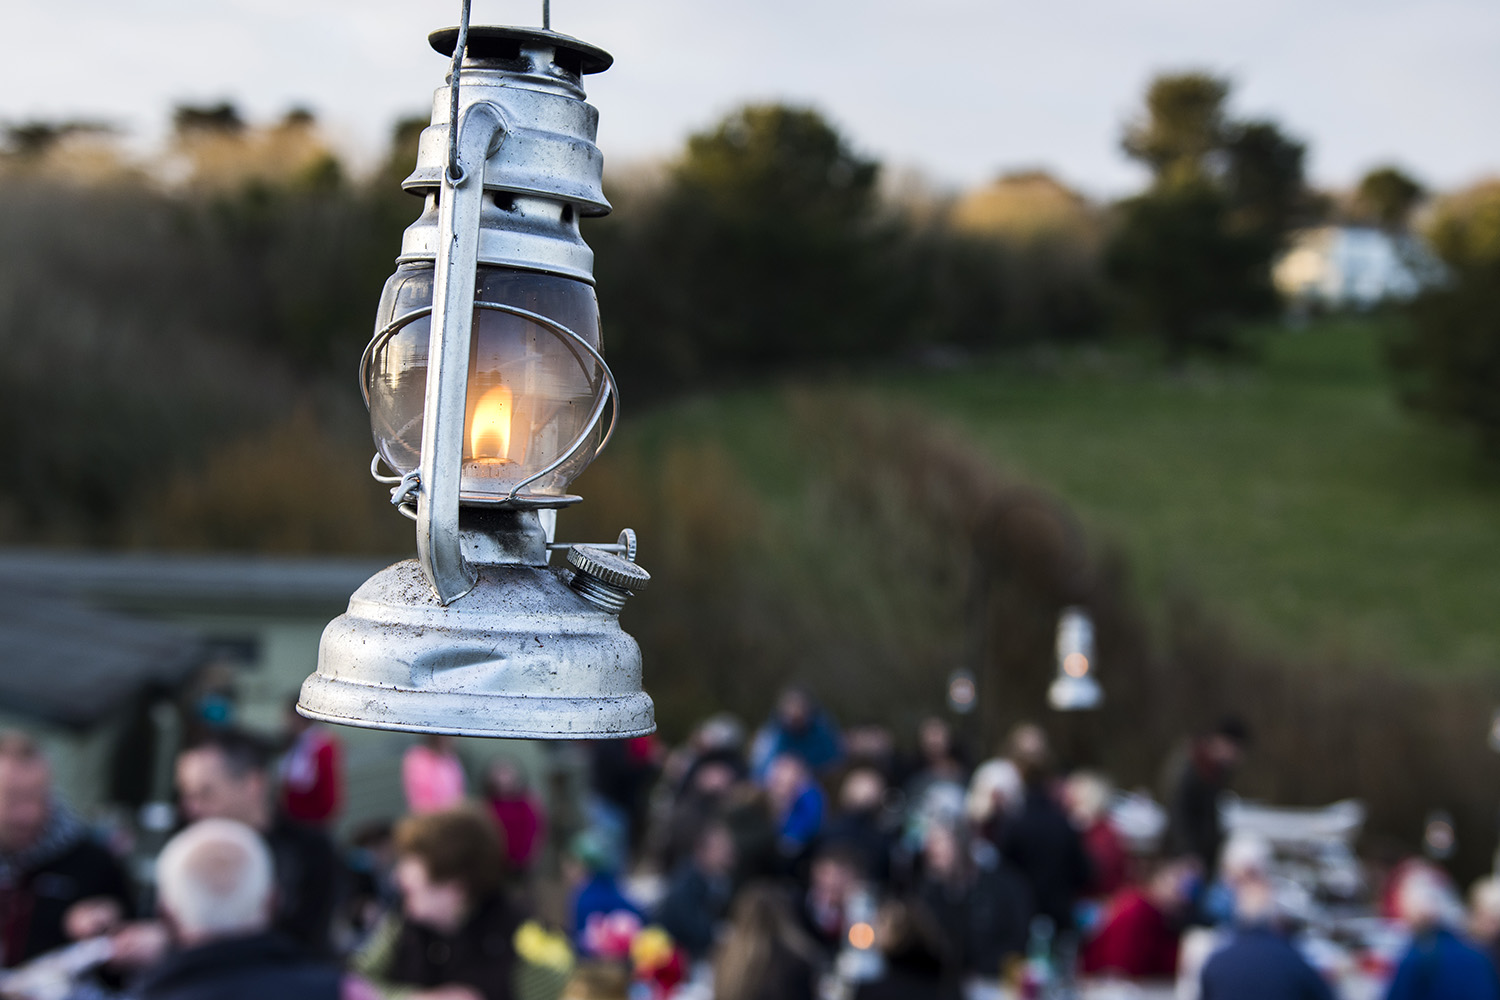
[{"left": 613, "top": 318, "right": 1500, "bottom": 677}]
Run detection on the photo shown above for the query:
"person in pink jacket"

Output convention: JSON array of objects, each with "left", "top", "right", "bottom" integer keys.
[{"left": 402, "top": 736, "right": 466, "bottom": 815}]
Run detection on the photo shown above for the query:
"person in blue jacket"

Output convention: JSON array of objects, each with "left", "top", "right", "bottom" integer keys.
[
  {"left": 750, "top": 687, "right": 844, "bottom": 780},
  {"left": 1385, "top": 867, "right": 1500, "bottom": 1000},
  {"left": 1202, "top": 924, "right": 1334, "bottom": 1000},
  {"left": 567, "top": 828, "right": 644, "bottom": 957},
  {"left": 1201, "top": 832, "right": 1333, "bottom": 1000},
  {"left": 766, "top": 754, "right": 826, "bottom": 867}
]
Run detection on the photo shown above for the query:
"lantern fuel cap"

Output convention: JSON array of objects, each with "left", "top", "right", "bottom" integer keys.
[
  {"left": 568, "top": 545, "right": 650, "bottom": 614},
  {"left": 298, "top": 6, "right": 655, "bottom": 739}
]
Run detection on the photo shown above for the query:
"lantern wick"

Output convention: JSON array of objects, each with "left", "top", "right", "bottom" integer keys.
[{"left": 446, "top": 0, "right": 473, "bottom": 185}]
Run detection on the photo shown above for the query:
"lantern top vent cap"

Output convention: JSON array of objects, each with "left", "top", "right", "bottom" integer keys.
[{"left": 429, "top": 25, "right": 613, "bottom": 75}]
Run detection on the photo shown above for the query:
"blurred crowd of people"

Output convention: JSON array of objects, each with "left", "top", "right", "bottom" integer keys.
[{"left": 2, "top": 689, "right": 1500, "bottom": 1000}]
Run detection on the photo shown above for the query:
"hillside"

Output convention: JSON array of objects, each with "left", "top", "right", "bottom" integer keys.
[{"left": 599, "top": 317, "right": 1500, "bottom": 681}]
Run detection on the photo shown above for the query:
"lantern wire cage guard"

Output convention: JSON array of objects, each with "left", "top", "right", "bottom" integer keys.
[{"left": 362, "top": 300, "right": 620, "bottom": 517}]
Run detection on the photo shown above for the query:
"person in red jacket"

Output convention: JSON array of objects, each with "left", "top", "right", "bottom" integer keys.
[
  {"left": 1081, "top": 857, "right": 1199, "bottom": 980},
  {"left": 277, "top": 700, "right": 343, "bottom": 827},
  {"left": 483, "top": 759, "right": 546, "bottom": 872},
  {"left": 1065, "top": 771, "right": 1130, "bottom": 899}
]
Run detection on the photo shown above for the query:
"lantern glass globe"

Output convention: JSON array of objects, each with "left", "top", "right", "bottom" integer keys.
[{"left": 368, "top": 263, "right": 606, "bottom": 500}]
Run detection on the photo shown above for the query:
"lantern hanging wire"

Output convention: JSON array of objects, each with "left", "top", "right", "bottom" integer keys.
[{"left": 446, "top": 0, "right": 472, "bottom": 184}]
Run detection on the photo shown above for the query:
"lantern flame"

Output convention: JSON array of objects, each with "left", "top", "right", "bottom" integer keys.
[
  {"left": 1064, "top": 652, "right": 1090, "bottom": 678},
  {"left": 848, "top": 922, "right": 875, "bottom": 950},
  {"left": 469, "top": 385, "right": 513, "bottom": 461}
]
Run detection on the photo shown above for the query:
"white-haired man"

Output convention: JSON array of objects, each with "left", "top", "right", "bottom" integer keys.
[
  {"left": 1198, "top": 833, "right": 1332, "bottom": 1000},
  {"left": 133, "top": 819, "right": 370, "bottom": 1000},
  {"left": 174, "top": 729, "right": 339, "bottom": 956},
  {"left": 1381, "top": 866, "right": 1500, "bottom": 1000}
]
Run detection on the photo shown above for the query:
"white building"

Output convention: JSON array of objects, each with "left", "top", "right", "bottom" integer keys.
[{"left": 1274, "top": 225, "right": 1436, "bottom": 309}]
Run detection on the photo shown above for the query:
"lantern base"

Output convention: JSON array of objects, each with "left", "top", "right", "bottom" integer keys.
[
  {"left": 300, "top": 558, "right": 655, "bottom": 738},
  {"left": 1048, "top": 674, "right": 1103, "bottom": 712}
]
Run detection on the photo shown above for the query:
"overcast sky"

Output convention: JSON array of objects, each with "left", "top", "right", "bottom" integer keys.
[{"left": 3, "top": 0, "right": 1497, "bottom": 197}]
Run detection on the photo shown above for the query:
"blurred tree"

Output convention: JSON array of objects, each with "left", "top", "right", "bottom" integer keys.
[
  {"left": 1223, "top": 120, "right": 1309, "bottom": 242},
  {"left": 0, "top": 120, "right": 129, "bottom": 186},
  {"left": 1386, "top": 181, "right": 1500, "bottom": 455},
  {"left": 950, "top": 170, "right": 1101, "bottom": 249},
  {"left": 373, "top": 116, "right": 429, "bottom": 190},
  {"left": 1107, "top": 72, "right": 1304, "bottom": 358},
  {"left": 940, "top": 171, "right": 1107, "bottom": 344},
  {"left": 173, "top": 102, "right": 245, "bottom": 135},
  {"left": 1355, "top": 165, "right": 1425, "bottom": 230},
  {"left": 675, "top": 104, "right": 879, "bottom": 227},
  {"left": 167, "top": 109, "right": 416, "bottom": 372},
  {"left": 1107, "top": 181, "right": 1270, "bottom": 357},
  {"left": 592, "top": 103, "right": 897, "bottom": 389},
  {"left": 2, "top": 120, "right": 113, "bottom": 159},
  {"left": 1122, "top": 73, "right": 1229, "bottom": 185}
]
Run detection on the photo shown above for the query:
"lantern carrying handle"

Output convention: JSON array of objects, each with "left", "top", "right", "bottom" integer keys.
[{"left": 417, "top": 99, "right": 508, "bottom": 605}]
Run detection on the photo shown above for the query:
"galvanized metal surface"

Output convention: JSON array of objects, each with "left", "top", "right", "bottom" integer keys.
[
  {"left": 398, "top": 25, "right": 613, "bottom": 282},
  {"left": 301, "top": 557, "right": 655, "bottom": 739},
  {"left": 298, "top": 15, "right": 656, "bottom": 739},
  {"left": 414, "top": 100, "right": 506, "bottom": 605}
]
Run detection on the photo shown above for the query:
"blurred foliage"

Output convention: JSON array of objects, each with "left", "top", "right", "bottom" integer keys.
[
  {"left": 1354, "top": 165, "right": 1425, "bottom": 231},
  {"left": 0, "top": 99, "right": 1110, "bottom": 546},
  {"left": 1121, "top": 73, "right": 1230, "bottom": 187},
  {"left": 589, "top": 104, "right": 1105, "bottom": 395},
  {"left": 129, "top": 408, "right": 408, "bottom": 553},
  {"left": 588, "top": 104, "right": 895, "bottom": 386},
  {"left": 1108, "top": 72, "right": 1310, "bottom": 358},
  {"left": 1387, "top": 180, "right": 1500, "bottom": 455},
  {"left": 0, "top": 108, "right": 441, "bottom": 545}
]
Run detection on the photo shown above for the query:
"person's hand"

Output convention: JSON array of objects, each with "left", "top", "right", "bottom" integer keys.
[
  {"left": 412, "top": 986, "right": 484, "bottom": 1000},
  {"left": 64, "top": 897, "right": 124, "bottom": 939},
  {"left": 109, "top": 921, "right": 171, "bottom": 968}
]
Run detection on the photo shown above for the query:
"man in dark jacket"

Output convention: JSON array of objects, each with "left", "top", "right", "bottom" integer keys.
[
  {"left": 999, "top": 762, "right": 1091, "bottom": 933},
  {"left": 134, "top": 818, "right": 351, "bottom": 1000},
  {"left": 1167, "top": 718, "right": 1250, "bottom": 879},
  {"left": 654, "top": 822, "right": 736, "bottom": 960},
  {"left": 917, "top": 823, "right": 1030, "bottom": 977},
  {"left": 0, "top": 732, "right": 134, "bottom": 967}
]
